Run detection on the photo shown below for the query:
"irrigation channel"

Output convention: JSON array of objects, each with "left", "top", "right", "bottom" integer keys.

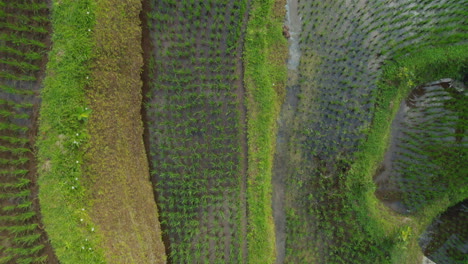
[
  {"left": 272, "top": 0, "right": 301, "bottom": 262},
  {"left": 0, "top": 1, "right": 58, "bottom": 263},
  {"left": 272, "top": 0, "right": 467, "bottom": 263}
]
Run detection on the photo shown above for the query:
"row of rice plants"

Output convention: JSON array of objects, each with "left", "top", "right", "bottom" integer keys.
[
  {"left": 146, "top": 0, "right": 248, "bottom": 262},
  {"left": 0, "top": 1, "right": 56, "bottom": 263},
  {"left": 282, "top": 0, "right": 467, "bottom": 263}
]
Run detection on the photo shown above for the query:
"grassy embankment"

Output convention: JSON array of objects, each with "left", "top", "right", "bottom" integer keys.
[
  {"left": 37, "top": 0, "right": 166, "bottom": 263},
  {"left": 243, "top": 0, "right": 287, "bottom": 263},
  {"left": 37, "top": 0, "right": 106, "bottom": 262},
  {"left": 352, "top": 44, "right": 468, "bottom": 263}
]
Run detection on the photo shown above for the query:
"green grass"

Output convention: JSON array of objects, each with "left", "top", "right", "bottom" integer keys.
[
  {"left": 36, "top": 0, "right": 106, "bottom": 263},
  {"left": 243, "top": 0, "right": 287, "bottom": 263}
]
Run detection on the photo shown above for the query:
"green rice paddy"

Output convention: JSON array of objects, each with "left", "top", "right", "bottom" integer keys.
[{"left": 0, "top": 0, "right": 466, "bottom": 263}]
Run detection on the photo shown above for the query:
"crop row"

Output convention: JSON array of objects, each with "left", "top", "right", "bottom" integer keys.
[
  {"left": 0, "top": 1, "right": 52, "bottom": 263},
  {"left": 146, "top": 0, "right": 247, "bottom": 262}
]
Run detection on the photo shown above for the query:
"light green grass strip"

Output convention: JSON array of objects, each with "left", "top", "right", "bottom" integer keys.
[
  {"left": 37, "top": 1, "right": 105, "bottom": 263},
  {"left": 244, "top": 0, "right": 287, "bottom": 263}
]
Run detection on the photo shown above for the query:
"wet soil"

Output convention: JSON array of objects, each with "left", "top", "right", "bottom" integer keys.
[
  {"left": 140, "top": 0, "right": 173, "bottom": 260},
  {"left": 272, "top": 82, "right": 300, "bottom": 264}
]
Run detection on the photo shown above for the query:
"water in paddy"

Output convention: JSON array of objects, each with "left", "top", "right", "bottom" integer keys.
[
  {"left": 419, "top": 200, "right": 468, "bottom": 264},
  {"left": 374, "top": 78, "right": 467, "bottom": 214}
]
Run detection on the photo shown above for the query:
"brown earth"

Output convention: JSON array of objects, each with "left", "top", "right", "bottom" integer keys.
[{"left": 84, "top": 0, "right": 166, "bottom": 263}]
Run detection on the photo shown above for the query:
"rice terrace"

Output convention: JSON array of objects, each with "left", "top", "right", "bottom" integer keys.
[{"left": 0, "top": 0, "right": 466, "bottom": 263}]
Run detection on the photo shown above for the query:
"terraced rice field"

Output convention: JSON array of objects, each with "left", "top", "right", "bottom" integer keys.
[
  {"left": 276, "top": 0, "right": 467, "bottom": 263},
  {"left": 0, "top": 1, "right": 58, "bottom": 263},
  {"left": 144, "top": 1, "right": 248, "bottom": 262},
  {"left": 0, "top": 0, "right": 466, "bottom": 263}
]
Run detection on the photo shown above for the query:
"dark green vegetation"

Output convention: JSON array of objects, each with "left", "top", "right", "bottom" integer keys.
[
  {"left": 145, "top": 0, "right": 249, "bottom": 262},
  {"left": 279, "top": 0, "right": 467, "bottom": 263},
  {"left": 0, "top": 1, "right": 57, "bottom": 263},
  {"left": 355, "top": 45, "right": 467, "bottom": 263},
  {"left": 4, "top": 0, "right": 465, "bottom": 263}
]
